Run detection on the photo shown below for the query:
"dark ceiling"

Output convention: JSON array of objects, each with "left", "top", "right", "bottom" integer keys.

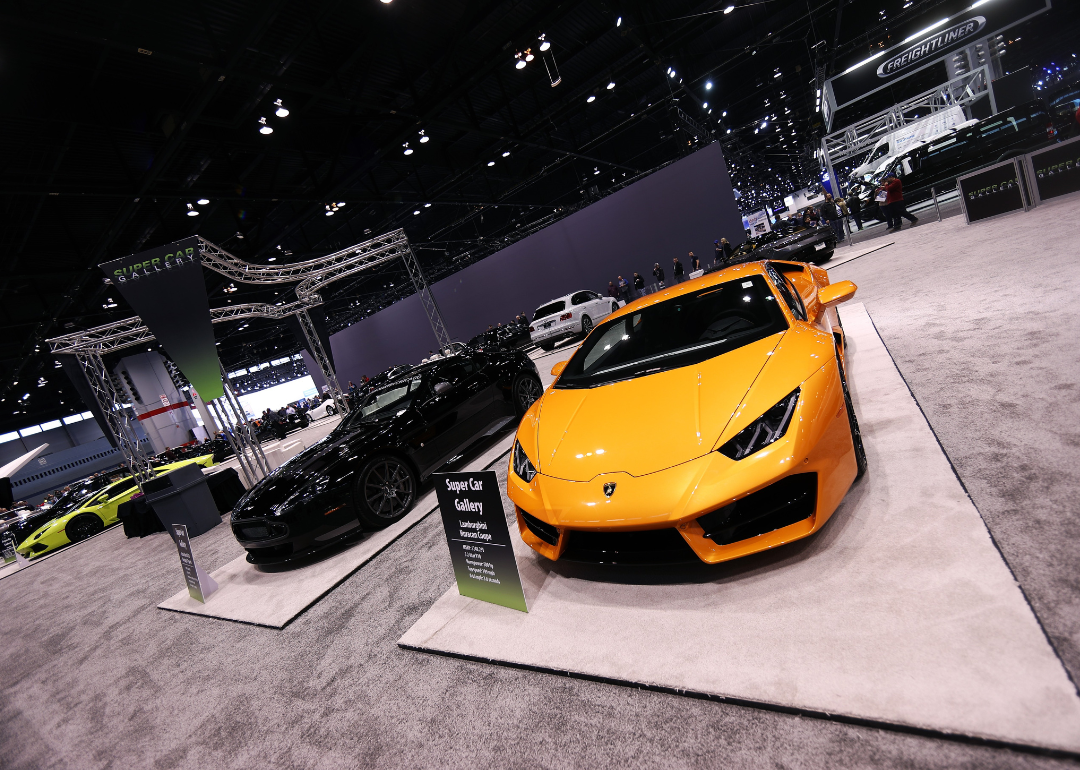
[{"left": 1, "top": 0, "right": 1075, "bottom": 433}]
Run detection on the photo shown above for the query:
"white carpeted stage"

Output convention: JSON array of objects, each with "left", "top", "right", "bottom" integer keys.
[{"left": 400, "top": 302, "right": 1080, "bottom": 753}]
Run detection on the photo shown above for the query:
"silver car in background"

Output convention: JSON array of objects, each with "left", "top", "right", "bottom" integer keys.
[{"left": 529, "top": 290, "right": 619, "bottom": 351}]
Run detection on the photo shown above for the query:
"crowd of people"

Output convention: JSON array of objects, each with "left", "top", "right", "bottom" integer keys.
[{"left": 603, "top": 240, "right": 739, "bottom": 302}]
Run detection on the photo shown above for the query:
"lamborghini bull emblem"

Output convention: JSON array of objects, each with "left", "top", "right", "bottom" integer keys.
[{"left": 603, "top": 482, "right": 617, "bottom": 497}]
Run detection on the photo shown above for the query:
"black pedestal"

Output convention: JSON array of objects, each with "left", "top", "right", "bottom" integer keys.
[{"left": 144, "top": 463, "right": 220, "bottom": 539}]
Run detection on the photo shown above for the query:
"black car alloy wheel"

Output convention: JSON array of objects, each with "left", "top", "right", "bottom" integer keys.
[
  {"left": 581, "top": 315, "right": 593, "bottom": 335},
  {"left": 66, "top": 513, "right": 104, "bottom": 542},
  {"left": 513, "top": 372, "right": 544, "bottom": 417},
  {"left": 355, "top": 455, "right": 416, "bottom": 527}
]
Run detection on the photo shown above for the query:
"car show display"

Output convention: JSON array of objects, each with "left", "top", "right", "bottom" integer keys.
[
  {"left": 957, "top": 158, "right": 1030, "bottom": 223},
  {"left": 1024, "top": 134, "right": 1080, "bottom": 205},
  {"left": 529, "top": 290, "right": 619, "bottom": 351}
]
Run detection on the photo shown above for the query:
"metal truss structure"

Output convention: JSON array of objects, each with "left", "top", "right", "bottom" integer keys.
[
  {"left": 46, "top": 229, "right": 449, "bottom": 486},
  {"left": 820, "top": 67, "right": 992, "bottom": 187}
]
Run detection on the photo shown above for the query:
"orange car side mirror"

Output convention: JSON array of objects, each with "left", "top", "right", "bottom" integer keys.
[
  {"left": 818, "top": 280, "right": 857, "bottom": 308},
  {"left": 550, "top": 361, "right": 568, "bottom": 378}
]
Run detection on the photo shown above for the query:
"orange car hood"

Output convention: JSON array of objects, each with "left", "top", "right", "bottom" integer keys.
[{"left": 536, "top": 332, "right": 783, "bottom": 481}]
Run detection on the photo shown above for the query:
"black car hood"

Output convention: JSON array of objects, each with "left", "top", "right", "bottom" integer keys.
[{"left": 231, "top": 417, "right": 395, "bottom": 519}]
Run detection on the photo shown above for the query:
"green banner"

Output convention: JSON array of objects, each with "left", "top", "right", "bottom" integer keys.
[{"left": 99, "top": 237, "right": 224, "bottom": 401}]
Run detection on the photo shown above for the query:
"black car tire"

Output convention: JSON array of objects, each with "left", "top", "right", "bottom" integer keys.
[
  {"left": 836, "top": 349, "right": 867, "bottom": 479},
  {"left": 353, "top": 455, "right": 417, "bottom": 528},
  {"left": 581, "top": 315, "right": 593, "bottom": 336},
  {"left": 611, "top": 302, "right": 618, "bottom": 313},
  {"left": 512, "top": 372, "right": 544, "bottom": 417},
  {"left": 326, "top": 405, "right": 336, "bottom": 416},
  {"left": 66, "top": 513, "right": 104, "bottom": 543},
  {"left": 540, "top": 341, "right": 555, "bottom": 351}
]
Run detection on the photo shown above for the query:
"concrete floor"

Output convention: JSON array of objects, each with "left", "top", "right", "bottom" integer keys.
[{"left": 1, "top": 196, "right": 1078, "bottom": 769}]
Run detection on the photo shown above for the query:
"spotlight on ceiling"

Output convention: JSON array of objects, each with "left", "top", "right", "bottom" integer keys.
[
  {"left": 502, "top": 151, "right": 511, "bottom": 157},
  {"left": 606, "top": 81, "right": 615, "bottom": 90},
  {"left": 539, "top": 35, "right": 551, "bottom": 52},
  {"left": 487, "top": 160, "right": 495, "bottom": 167},
  {"left": 703, "top": 102, "right": 708, "bottom": 109},
  {"left": 413, "top": 210, "right": 420, "bottom": 215},
  {"left": 515, "top": 52, "right": 527, "bottom": 69},
  {"left": 525, "top": 50, "right": 534, "bottom": 62},
  {"left": 380, "top": 0, "right": 392, "bottom": 4},
  {"left": 186, "top": 203, "right": 199, "bottom": 217},
  {"left": 705, "top": 81, "right": 713, "bottom": 90},
  {"left": 403, "top": 143, "right": 413, "bottom": 155},
  {"left": 197, "top": 198, "right": 209, "bottom": 205},
  {"left": 616, "top": 16, "right": 622, "bottom": 26},
  {"left": 258, "top": 117, "right": 273, "bottom": 135},
  {"left": 274, "top": 98, "right": 289, "bottom": 117},
  {"left": 419, "top": 130, "right": 429, "bottom": 143},
  {"left": 724, "top": 5, "right": 735, "bottom": 13},
  {"left": 587, "top": 95, "right": 596, "bottom": 103},
  {"left": 424, "top": 203, "right": 431, "bottom": 207},
  {"left": 325, "top": 210, "right": 334, "bottom": 216}
]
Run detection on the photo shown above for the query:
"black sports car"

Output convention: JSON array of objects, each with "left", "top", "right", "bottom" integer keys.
[
  {"left": 467, "top": 320, "right": 531, "bottom": 352},
  {"left": 721, "top": 220, "right": 836, "bottom": 267},
  {"left": 230, "top": 348, "right": 543, "bottom": 565},
  {"left": 0, "top": 473, "right": 116, "bottom": 547}
]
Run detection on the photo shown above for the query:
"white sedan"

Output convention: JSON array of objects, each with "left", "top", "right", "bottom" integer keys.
[
  {"left": 530, "top": 290, "right": 619, "bottom": 351},
  {"left": 307, "top": 399, "right": 340, "bottom": 420}
]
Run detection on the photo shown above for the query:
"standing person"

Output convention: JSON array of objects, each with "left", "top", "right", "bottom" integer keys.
[
  {"left": 617, "top": 275, "right": 631, "bottom": 303},
  {"left": 688, "top": 252, "right": 701, "bottom": 274},
  {"left": 878, "top": 172, "right": 917, "bottom": 231},
  {"left": 820, "top": 194, "right": 843, "bottom": 241},
  {"left": 672, "top": 256, "right": 684, "bottom": 283},
  {"left": 714, "top": 240, "right": 724, "bottom": 266},
  {"left": 652, "top": 262, "right": 665, "bottom": 288},
  {"left": 720, "top": 238, "right": 734, "bottom": 264},
  {"left": 847, "top": 193, "right": 863, "bottom": 231},
  {"left": 608, "top": 281, "right": 619, "bottom": 300},
  {"left": 633, "top": 272, "right": 645, "bottom": 298}
]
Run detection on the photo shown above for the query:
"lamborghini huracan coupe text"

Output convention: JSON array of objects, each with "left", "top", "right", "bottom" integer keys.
[
  {"left": 231, "top": 349, "right": 543, "bottom": 565},
  {"left": 16, "top": 455, "right": 217, "bottom": 559},
  {"left": 508, "top": 261, "right": 866, "bottom": 565}
]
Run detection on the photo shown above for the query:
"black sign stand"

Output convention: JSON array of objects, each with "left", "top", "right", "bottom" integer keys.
[
  {"left": 171, "top": 523, "right": 219, "bottom": 603},
  {"left": 957, "top": 158, "right": 1029, "bottom": 225},
  {"left": 1024, "top": 134, "right": 1080, "bottom": 206},
  {"left": 434, "top": 471, "right": 528, "bottom": 613}
]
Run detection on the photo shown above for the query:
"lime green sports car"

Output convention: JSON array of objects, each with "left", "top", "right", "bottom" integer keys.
[{"left": 16, "top": 455, "right": 216, "bottom": 559}]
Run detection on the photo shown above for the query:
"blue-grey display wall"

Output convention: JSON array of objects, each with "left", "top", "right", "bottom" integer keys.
[{"left": 329, "top": 141, "right": 743, "bottom": 382}]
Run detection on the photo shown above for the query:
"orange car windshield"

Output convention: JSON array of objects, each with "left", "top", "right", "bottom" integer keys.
[{"left": 556, "top": 275, "right": 787, "bottom": 389}]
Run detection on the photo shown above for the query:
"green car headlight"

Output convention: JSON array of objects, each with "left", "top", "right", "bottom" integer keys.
[
  {"left": 512, "top": 440, "right": 538, "bottom": 483},
  {"left": 719, "top": 388, "right": 800, "bottom": 460}
]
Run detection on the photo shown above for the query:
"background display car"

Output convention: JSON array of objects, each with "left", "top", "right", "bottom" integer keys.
[
  {"left": 508, "top": 260, "right": 865, "bottom": 566},
  {"left": 723, "top": 220, "right": 836, "bottom": 266},
  {"left": 16, "top": 455, "right": 216, "bottom": 558},
  {"left": 467, "top": 319, "right": 531, "bottom": 352},
  {"left": 530, "top": 290, "right": 619, "bottom": 352},
  {"left": 307, "top": 398, "right": 339, "bottom": 420},
  {"left": 848, "top": 100, "right": 1056, "bottom": 222},
  {"left": 230, "top": 348, "right": 544, "bottom": 565}
]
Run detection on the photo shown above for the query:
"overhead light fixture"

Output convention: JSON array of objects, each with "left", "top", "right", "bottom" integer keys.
[
  {"left": 196, "top": 198, "right": 209, "bottom": 205},
  {"left": 607, "top": 81, "right": 615, "bottom": 89},
  {"left": 413, "top": 210, "right": 420, "bottom": 215},
  {"left": 539, "top": 35, "right": 551, "bottom": 52},
  {"left": 258, "top": 117, "right": 273, "bottom": 135},
  {"left": 903, "top": 19, "right": 949, "bottom": 43},
  {"left": 774, "top": 71, "right": 782, "bottom": 78},
  {"left": 487, "top": 160, "right": 495, "bottom": 167},
  {"left": 186, "top": 203, "right": 199, "bottom": 217},
  {"left": 587, "top": 95, "right": 596, "bottom": 103},
  {"left": 403, "top": 143, "right": 413, "bottom": 155},
  {"left": 516, "top": 58, "right": 526, "bottom": 69},
  {"left": 724, "top": 5, "right": 735, "bottom": 13},
  {"left": 703, "top": 102, "right": 708, "bottom": 108},
  {"left": 502, "top": 151, "right": 511, "bottom": 157},
  {"left": 840, "top": 51, "right": 885, "bottom": 75},
  {"left": 325, "top": 210, "right": 334, "bottom": 216},
  {"left": 274, "top": 98, "right": 289, "bottom": 117},
  {"left": 525, "top": 50, "right": 534, "bottom": 62},
  {"left": 705, "top": 81, "right": 713, "bottom": 90},
  {"left": 424, "top": 203, "right": 431, "bottom": 207},
  {"left": 669, "top": 70, "right": 676, "bottom": 78},
  {"left": 593, "top": 167, "right": 600, "bottom": 175},
  {"left": 616, "top": 16, "right": 622, "bottom": 26},
  {"left": 419, "top": 130, "right": 429, "bottom": 143},
  {"left": 380, "top": 0, "right": 392, "bottom": 4},
  {"left": 722, "top": 111, "right": 727, "bottom": 116}
]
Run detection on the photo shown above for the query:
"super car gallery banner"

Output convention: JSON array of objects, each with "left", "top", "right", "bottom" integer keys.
[
  {"left": 957, "top": 158, "right": 1028, "bottom": 223},
  {"left": 435, "top": 471, "right": 528, "bottom": 612},
  {"left": 824, "top": 0, "right": 1051, "bottom": 113},
  {"left": 99, "top": 236, "right": 225, "bottom": 401},
  {"left": 1025, "top": 134, "right": 1080, "bottom": 205}
]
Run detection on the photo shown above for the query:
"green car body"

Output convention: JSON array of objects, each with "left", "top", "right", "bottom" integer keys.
[{"left": 15, "top": 455, "right": 216, "bottom": 559}]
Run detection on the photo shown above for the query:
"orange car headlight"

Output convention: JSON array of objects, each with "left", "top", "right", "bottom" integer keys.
[
  {"left": 718, "top": 388, "right": 800, "bottom": 460},
  {"left": 512, "top": 440, "right": 538, "bottom": 483}
]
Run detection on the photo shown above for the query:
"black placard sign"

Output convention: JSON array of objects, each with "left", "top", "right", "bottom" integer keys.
[
  {"left": 434, "top": 471, "right": 527, "bottom": 613},
  {"left": 171, "top": 524, "right": 218, "bottom": 603},
  {"left": 1, "top": 531, "right": 15, "bottom": 564},
  {"left": 958, "top": 160, "right": 1026, "bottom": 224},
  {"left": 1027, "top": 138, "right": 1080, "bottom": 204}
]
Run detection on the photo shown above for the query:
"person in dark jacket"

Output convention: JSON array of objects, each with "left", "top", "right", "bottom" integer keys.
[
  {"left": 633, "top": 272, "right": 645, "bottom": 297},
  {"left": 847, "top": 193, "right": 863, "bottom": 231},
  {"left": 688, "top": 252, "right": 701, "bottom": 273},
  {"left": 617, "top": 275, "right": 631, "bottom": 303},
  {"left": 820, "top": 194, "right": 844, "bottom": 241},
  {"left": 720, "top": 238, "right": 733, "bottom": 264},
  {"left": 608, "top": 281, "right": 619, "bottom": 299},
  {"left": 653, "top": 262, "right": 665, "bottom": 288},
  {"left": 672, "top": 256, "right": 684, "bottom": 283},
  {"left": 878, "top": 173, "right": 917, "bottom": 231}
]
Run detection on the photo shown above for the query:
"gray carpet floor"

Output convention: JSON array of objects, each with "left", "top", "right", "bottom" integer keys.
[{"left": 1, "top": 197, "right": 1078, "bottom": 769}]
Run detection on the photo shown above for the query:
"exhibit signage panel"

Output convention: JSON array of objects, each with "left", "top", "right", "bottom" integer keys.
[
  {"left": 957, "top": 159, "right": 1027, "bottom": 224},
  {"left": 1025, "top": 135, "right": 1080, "bottom": 205},
  {"left": 171, "top": 523, "right": 218, "bottom": 603},
  {"left": 99, "top": 237, "right": 225, "bottom": 401},
  {"left": 434, "top": 471, "right": 527, "bottom": 613},
  {"left": 825, "top": 0, "right": 1051, "bottom": 111}
]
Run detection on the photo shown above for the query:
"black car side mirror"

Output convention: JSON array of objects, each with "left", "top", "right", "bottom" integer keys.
[{"left": 434, "top": 381, "right": 452, "bottom": 395}]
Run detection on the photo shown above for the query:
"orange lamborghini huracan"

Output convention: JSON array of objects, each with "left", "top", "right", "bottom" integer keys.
[{"left": 507, "top": 260, "right": 866, "bottom": 565}]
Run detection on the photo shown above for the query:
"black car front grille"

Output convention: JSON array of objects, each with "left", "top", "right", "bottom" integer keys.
[
  {"left": 232, "top": 521, "right": 289, "bottom": 542},
  {"left": 518, "top": 508, "right": 559, "bottom": 546},
  {"left": 697, "top": 473, "right": 817, "bottom": 545},
  {"left": 245, "top": 543, "right": 293, "bottom": 560},
  {"left": 561, "top": 527, "right": 700, "bottom": 565}
]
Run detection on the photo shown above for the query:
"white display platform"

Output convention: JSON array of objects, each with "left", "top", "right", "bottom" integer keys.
[
  {"left": 400, "top": 303, "right": 1080, "bottom": 753},
  {"left": 825, "top": 240, "right": 893, "bottom": 270}
]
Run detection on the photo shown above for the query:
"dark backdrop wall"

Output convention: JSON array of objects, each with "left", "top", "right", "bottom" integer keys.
[{"left": 329, "top": 142, "right": 743, "bottom": 382}]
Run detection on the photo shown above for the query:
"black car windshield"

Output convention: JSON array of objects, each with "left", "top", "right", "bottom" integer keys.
[
  {"left": 555, "top": 275, "right": 787, "bottom": 388},
  {"left": 533, "top": 301, "right": 565, "bottom": 321},
  {"left": 340, "top": 378, "right": 425, "bottom": 427}
]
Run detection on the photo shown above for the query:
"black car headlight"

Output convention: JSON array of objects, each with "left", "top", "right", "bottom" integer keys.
[
  {"left": 512, "top": 440, "right": 538, "bottom": 483},
  {"left": 719, "top": 388, "right": 800, "bottom": 460}
]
